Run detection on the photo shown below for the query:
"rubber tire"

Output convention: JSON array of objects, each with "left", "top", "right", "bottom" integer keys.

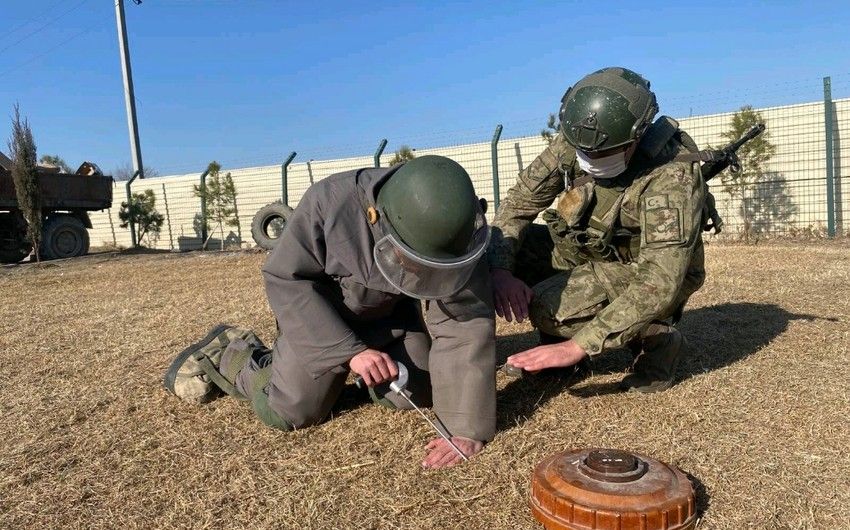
[
  {"left": 40, "top": 215, "right": 90, "bottom": 260},
  {"left": 251, "top": 201, "right": 294, "bottom": 250}
]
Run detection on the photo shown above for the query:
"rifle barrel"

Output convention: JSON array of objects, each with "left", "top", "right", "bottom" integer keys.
[{"left": 700, "top": 123, "right": 766, "bottom": 182}]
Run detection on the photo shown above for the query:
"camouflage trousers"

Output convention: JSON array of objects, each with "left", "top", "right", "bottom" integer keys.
[
  {"left": 513, "top": 224, "right": 674, "bottom": 341},
  {"left": 223, "top": 298, "right": 433, "bottom": 430}
]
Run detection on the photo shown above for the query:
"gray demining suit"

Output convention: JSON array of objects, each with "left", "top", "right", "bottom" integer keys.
[{"left": 236, "top": 166, "right": 496, "bottom": 442}]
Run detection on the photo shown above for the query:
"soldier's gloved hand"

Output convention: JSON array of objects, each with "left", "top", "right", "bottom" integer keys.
[
  {"left": 422, "top": 436, "right": 484, "bottom": 469},
  {"left": 491, "top": 268, "right": 534, "bottom": 323},
  {"left": 507, "top": 339, "right": 588, "bottom": 373},
  {"left": 349, "top": 348, "right": 398, "bottom": 387}
]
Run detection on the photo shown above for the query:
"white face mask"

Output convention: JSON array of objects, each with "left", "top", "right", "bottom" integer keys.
[{"left": 575, "top": 148, "right": 627, "bottom": 179}]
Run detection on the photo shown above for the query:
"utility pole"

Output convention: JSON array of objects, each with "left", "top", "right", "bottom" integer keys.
[{"left": 115, "top": 0, "right": 144, "bottom": 247}]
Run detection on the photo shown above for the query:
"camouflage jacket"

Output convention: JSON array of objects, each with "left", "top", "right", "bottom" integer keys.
[{"left": 489, "top": 123, "right": 706, "bottom": 354}]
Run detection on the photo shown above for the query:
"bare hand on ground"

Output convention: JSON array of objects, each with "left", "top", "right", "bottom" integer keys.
[
  {"left": 506, "top": 339, "right": 588, "bottom": 373},
  {"left": 491, "top": 268, "right": 533, "bottom": 322},
  {"left": 348, "top": 348, "right": 398, "bottom": 387},
  {"left": 422, "top": 436, "right": 484, "bottom": 469}
]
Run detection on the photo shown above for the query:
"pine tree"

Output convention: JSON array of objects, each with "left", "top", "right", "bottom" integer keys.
[
  {"left": 118, "top": 189, "right": 164, "bottom": 246},
  {"left": 7, "top": 104, "right": 42, "bottom": 261},
  {"left": 718, "top": 106, "right": 776, "bottom": 241},
  {"left": 387, "top": 145, "right": 416, "bottom": 166},
  {"left": 541, "top": 113, "right": 559, "bottom": 145},
  {"left": 38, "top": 154, "right": 72, "bottom": 173},
  {"left": 193, "top": 161, "right": 240, "bottom": 250}
]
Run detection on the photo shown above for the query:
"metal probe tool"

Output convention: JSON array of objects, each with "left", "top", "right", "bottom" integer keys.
[{"left": 356, "top": 362, "right": 468, "bottom": 462}]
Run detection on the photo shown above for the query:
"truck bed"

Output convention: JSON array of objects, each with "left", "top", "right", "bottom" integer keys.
[{"left": 0, "top": 168, "right": 113, "bottom": 210}]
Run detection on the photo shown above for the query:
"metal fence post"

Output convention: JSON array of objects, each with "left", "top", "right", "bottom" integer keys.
[
  {"left": 198, "top": 168, "right": 210, "bottom": 246},
  {"left": 281, "top": 151, "right": 296, "bottom": 205},
  {"left": 824, "top": 76, "right": 836, "bottom": 237},
  {"left": 125, "top": 169, "right": 140, "bottom": 247},
  {"left": 491, "top": 124, "right": 503, "bottom": 213},
  {"left": 161, "top": 182, "right": 174, "bottom": 250},
  {"left": 374, "top": 139, "right": 387, "bottom": 168}
]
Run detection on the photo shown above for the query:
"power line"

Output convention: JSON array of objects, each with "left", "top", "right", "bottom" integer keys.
[
  {"left": 0, "top": 27, "right": 89, "bottom": 78},
  {"left": 0, "top": 0, "right": 66, "bottom": 45},
  {"left": 0, "top": 0, "right": 91, "bottom": 57}
]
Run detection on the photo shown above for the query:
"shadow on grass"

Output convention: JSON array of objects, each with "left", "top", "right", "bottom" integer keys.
[
  {"left": 496, "top": 302, "right": 819, "bottom": 432},
  {"left": 684, "top": 471, "right": 710, "bottom": 518},
  {"left": 329, "top": 383, "right": 374, "bottom": 418},
  {"left": 495, "top": 328, "right": 599, "bottom": 432}
]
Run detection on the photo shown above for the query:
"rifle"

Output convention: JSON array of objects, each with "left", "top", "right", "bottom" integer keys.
[
  {"left": 690, "top": 123, "right": 766, "bottom": 182},
  {"left": 674, "top": 123, "right": 765, "bottom": 235}
]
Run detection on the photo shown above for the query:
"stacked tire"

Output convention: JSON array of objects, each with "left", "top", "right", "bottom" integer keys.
[{"left": 251, "top": 201, "right": 294, "bottom": 250}]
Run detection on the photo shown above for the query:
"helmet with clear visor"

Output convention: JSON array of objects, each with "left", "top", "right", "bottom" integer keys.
[{"left": 373, "top": 155, "right": 490, "bottom": 300}]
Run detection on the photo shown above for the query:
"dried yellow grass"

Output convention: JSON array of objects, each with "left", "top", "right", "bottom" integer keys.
[{"left": 1, "top": 243, "right": 848, "bottom": 529}]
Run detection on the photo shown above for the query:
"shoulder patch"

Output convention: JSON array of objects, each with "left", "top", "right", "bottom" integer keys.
[
  {"left": 644, "top": 207, "right": 683, "bottom": 244},
  {"left": 645, "top": 194, "right": 668, "bottom": 209}
]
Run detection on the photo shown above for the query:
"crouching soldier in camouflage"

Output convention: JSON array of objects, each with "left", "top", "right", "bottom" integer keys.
[
  {"left": 164, "top": 156, "right": 495, "bottom": 469},
  {"left": 493, "top": 67, "right": 710, "bottom": 392}
]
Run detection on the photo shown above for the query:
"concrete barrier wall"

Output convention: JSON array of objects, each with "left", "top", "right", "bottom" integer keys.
[{"left": 87, "top": 96, "right": 850, "bottom": 250}]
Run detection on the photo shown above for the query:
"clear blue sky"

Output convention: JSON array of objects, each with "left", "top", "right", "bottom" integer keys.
[{"left": 2, "top": 0, "right": 849, "bottom": 176}]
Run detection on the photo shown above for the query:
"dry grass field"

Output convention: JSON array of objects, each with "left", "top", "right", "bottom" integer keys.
[{"left": 1, "top": 243, "right": 848, "bottom": 529}]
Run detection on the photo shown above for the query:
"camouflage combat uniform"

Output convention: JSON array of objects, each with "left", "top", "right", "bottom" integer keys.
[{"left": 488, "top": 117, "right": 706, "bottom": 356}]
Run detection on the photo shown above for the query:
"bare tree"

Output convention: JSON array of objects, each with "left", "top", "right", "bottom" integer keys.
[{"left": 112, "top": 162, "right": 160, "bottom": 181}]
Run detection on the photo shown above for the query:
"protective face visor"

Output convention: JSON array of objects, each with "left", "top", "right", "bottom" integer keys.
[{"left": 373, "top": 199, "right": 491, "bottom": 300}]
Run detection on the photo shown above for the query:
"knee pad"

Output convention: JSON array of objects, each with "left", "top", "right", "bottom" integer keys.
[{"left": 249, "top": 367, "right": 293, "bottom": 432}]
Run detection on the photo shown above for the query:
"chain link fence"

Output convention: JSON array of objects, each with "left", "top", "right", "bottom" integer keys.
[{"left": 87, "top": 75, "right": 850, "bottom": 250}]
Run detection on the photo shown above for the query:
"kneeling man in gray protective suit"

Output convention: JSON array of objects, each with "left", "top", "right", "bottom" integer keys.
[{"left": 164, "top": 155, "right": 495, "bottom": 469}]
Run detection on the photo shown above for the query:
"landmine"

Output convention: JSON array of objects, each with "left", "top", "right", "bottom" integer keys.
[{"left": 530, "top": 448, "right": 696, "bottom": 530}]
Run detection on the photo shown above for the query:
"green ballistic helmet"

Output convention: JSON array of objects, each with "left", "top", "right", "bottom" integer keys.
[
  {"left": 559, "top": 67, "right": 659, "bottom": 153},
  {"left": 376, "top": 155, "right": 478, "bottom": 259},
  {"left": 374, "top": 155, "right": 490, "bottom": 299}
]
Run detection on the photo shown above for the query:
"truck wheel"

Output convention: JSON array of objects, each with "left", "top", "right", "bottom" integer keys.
[
  {"left": 251, "top": 201, "right": 293, "bottom": 250},
  {"left": 40, "top": 214, "right": 90, "bottom": 260}
]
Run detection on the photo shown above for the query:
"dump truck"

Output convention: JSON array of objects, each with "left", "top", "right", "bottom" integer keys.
[{"left": 0, "top": 154, "right": 113, "bottom": 263}]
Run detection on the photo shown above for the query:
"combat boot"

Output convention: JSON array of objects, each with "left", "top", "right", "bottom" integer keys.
[
  {"left": 619, "top": 324, "right": 685, "bottom": 393},
  {"left": 163, "top": 324, "right": 265, "bottom": 403}
]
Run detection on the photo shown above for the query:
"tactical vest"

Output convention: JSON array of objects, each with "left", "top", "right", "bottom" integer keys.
[{"left": 543, "top": 117, "right": 719, "bottom": 267}]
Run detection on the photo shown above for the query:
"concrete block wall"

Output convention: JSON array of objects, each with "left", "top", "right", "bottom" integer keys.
[{"left": 86, "top": 96, "right": 850, "bottom": 249}]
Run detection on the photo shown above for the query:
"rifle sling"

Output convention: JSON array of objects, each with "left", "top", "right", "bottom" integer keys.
[
  {"left": 570, "top": 174, "right": 594, "bottom": 189},
  {"left": 674, "top": 150, "right": 724, "bottom": 163}
]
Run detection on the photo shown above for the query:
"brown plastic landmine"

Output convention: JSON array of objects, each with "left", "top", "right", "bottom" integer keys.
[{"left": 530, "top": 448, "right": 696, "bottom": 530}]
